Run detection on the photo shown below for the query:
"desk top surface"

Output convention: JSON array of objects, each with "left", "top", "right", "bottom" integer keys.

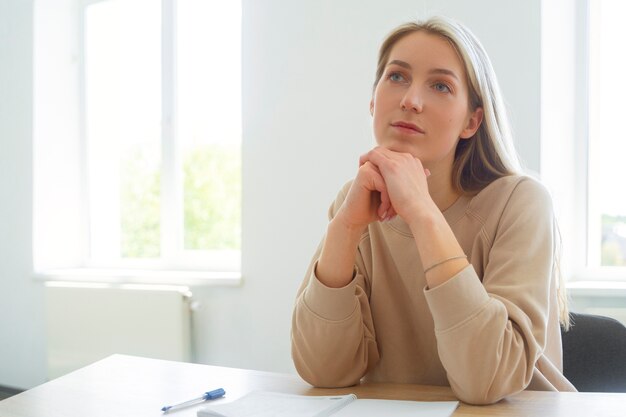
[{"left": 0, "top": 354, "right": 624, "bottom": 417}]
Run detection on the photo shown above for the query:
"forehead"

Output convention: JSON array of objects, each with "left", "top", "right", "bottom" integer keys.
[{"left": 387, "top": 31, "right": 465, "bottom": 75}]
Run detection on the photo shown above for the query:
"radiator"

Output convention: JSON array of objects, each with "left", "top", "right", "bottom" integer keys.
[{"left": 45, "top": 282, "right": 192, "bottom": 379}]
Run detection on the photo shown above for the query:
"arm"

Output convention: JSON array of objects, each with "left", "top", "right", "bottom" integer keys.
[
  {"left": 291, "top": 177, "right": 383, "bottom": 387},
  {"left": 292, "top": 149, "right": 419, "bottom": 386},
  {"left": 425, "top": 179, "right": 558, "bottom": 404},
  {"left": 291, "top": 243, "right": 379, "bottom": 387},
  {"left": 361, "top": 147, "right": 559, "bottom": 402}
]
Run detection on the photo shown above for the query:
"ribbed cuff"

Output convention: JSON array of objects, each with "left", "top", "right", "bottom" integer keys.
[
  {"left": 424, "top": 265, "right": 490, "bottom": 332},
  {"left": 303, "top": 262, "right": 359, "bottom": 321}
]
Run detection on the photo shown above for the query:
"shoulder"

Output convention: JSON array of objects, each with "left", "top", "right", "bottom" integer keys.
[
  {"left": 467, "top": 175, "right": 554, "bottom": 224},
  {"left": 463, "top": 175, "right": 556, "bottom": 251},
  {"left": 470, "top": 175, "right": 552, "bottom": 209}
]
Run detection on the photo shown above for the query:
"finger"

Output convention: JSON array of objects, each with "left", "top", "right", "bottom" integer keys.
[
  {"left": 385, "top": 205, "right": 397, "bottom": 221},
  {"left": 360, "top": 146, "right": 393, "bottom": 167},
  {"left": 358, "top": 148, "right": 381, "bottom": 167},
  {"left": 358, "top": 152, "right": 369, "bottom": 167},
  {"left": 361, "top": 162, "right": 391, "bottom": 219},
  {"left": 358, "top": 162, "right": 389, "bottom": 211},
  {"left": 360, "top": 160, "right": 385, "bottom": 185},
  {"left": 378, "top": 188, "right": 391, "bottom": 220}
]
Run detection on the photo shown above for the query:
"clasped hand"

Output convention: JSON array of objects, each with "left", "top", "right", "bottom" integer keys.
[{"left": 336, "top": 147, "right": 432, "bottom": 230}]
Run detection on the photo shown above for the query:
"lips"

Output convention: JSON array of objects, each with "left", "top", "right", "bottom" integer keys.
[{"left": 391, "top": 121, "right": 425, "bottom": 134}]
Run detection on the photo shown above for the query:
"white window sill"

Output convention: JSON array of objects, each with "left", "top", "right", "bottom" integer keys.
[
  {"left": 34, "top": 268, "right": 242, "bottom": 287},
  {"left": 566, "top": 280, "right": 626, "bottom": 298}
]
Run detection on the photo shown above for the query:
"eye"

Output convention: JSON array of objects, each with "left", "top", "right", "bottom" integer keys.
[
  {"left": 387, "top": 72, "right": 407, "bottom": 83},
  {"left": 432, "top": 82, "right": 451, "bottom": 93}
]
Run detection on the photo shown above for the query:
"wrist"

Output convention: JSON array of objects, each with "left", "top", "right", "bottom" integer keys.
[
  {"left": 330, "top": 213, "right": 368, "bottom": 239},
  {"left": 406, "top": 201, "right": 443, "bottom": 234},
  {"left": 317, "top": 217, "right": 364, "bottom": 288}
]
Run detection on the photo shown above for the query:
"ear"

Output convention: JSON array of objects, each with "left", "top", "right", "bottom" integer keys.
[
  {"left": 460, "top": 107, "right": 484, "bottom": 139},
  {"left": 369, "top": 99, "right": 374, "bottom": 116}
]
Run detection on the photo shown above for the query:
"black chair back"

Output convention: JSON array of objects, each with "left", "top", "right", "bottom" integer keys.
[{"left": 561, "top": 312, "right": 626, "bottom": 392}]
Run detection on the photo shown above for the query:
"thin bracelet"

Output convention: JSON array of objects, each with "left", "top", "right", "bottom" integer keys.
[{"left": 423, "top": 255, "right": 467, "bottom": 274}]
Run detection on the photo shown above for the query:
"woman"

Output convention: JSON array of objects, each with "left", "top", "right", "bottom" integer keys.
[{"left": 291, "top": 16, "right": 576, "bottom": 405}]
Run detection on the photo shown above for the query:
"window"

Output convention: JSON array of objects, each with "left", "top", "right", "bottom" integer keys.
[
  {"left": 541, "top": 0, "right": 626, "bottom": 281},
  {"left": 587, "top": 0, "right": 626, "bottom": 269},
  {"left": 34, "top": 0, "right": 241, "bottom": 281}
]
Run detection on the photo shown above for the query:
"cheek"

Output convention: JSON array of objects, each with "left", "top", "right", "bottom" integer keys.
[
  {"left": 373, "top": 117, "right": 385, "bottom": 143},
  {"left": 371, "top": 97, "right": 391, "bottom": 130},
  {"left": 442, "top": 106, "right": 469, "bottom": 129}
]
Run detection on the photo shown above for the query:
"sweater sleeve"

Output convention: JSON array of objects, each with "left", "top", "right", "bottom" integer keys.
[
  {"left": 424, "top": 178, "right": 558, "bottom": 405},
  {"left": 291, "top": 182, "right": 380, "bottom": 387}
]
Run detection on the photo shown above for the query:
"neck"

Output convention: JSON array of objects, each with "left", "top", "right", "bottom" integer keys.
[{"left": 426, "top": 166, "right": 460, "bottom": 212}]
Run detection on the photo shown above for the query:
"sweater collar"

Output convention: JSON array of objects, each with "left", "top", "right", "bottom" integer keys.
[{"left": 386, "top": 193, "right": 471, "bottom": 236}]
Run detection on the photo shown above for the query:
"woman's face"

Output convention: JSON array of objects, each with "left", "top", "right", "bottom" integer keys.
[{"left": 371, "top": 31, "right": 482, "bottom": 171}]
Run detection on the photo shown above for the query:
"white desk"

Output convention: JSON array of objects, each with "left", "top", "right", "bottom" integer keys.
[{"left": 0, "top": 354, "right": 624, "bottom": 417}]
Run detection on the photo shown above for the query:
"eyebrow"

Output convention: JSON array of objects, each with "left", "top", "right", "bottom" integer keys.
[{"left": 387, "top": 59, "right": 460, "bottom": 81}]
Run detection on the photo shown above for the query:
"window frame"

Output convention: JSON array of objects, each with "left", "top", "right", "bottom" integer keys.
[
  {"left": 79, "top": 0, "right": 241, "bottom": 273},
  {"left": 542, "top": 0, "right": 626, "bottom": 283},
  {"left": 33, "top": 0, "right": 241, "bottom": 284}
]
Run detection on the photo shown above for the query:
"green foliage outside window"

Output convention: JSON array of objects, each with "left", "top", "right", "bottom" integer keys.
[
  {"left": 121, "top": 148, "right": 161, "bottom": 258},
  {"left": 601, "top": 214, "right": 626, "bottom": 266},
  {"left": 183, "top": 144, "right": 241, "bottom": 251},
  {"left": 120, "top": 144, "right": 241, "bottom": 258}
]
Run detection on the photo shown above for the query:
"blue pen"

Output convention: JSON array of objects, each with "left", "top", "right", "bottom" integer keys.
[{"left": 161, "top": 388, "right": 226, "bottom": 413}]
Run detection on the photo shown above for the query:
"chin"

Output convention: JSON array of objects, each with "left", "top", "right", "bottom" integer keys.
[{"left": 379, "top": 142, "right": 420, "bottom": 157}]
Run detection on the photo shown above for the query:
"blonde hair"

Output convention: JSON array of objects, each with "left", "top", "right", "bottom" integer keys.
[{"left": 373, "top": 16, "right": 570, "bottom": 328}]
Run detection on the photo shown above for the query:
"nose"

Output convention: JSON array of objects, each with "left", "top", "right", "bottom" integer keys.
[{"left": 400, "top": 85, "right": 423, "bottom": 113}]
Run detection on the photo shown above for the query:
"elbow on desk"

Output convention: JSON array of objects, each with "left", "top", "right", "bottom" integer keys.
[
  {"left": 292, "top": 347, "right": 362, "bottom": 388},
  {"left": 453, "top": 391, "right": 503, "bottom": 406},
  {"left": 450, "top": 382, "right": 522, "bottom": 406},
  {"left": 291, "top": 335, "right": 374, "bottom": 388},
  {"left": 293, "top": 361, "right": 361, "bottom": 388}
]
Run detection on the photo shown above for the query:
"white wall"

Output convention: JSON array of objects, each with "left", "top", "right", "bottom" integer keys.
[{"left": 0, "top": 0, "right": 541, "bottom": 388}]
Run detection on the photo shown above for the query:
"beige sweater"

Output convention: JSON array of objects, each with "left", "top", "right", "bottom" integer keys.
[{"left": 291, "top": 175, "right": 576, "bottom": 405}]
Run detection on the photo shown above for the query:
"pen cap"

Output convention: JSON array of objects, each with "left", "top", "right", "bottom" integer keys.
[{"left": 205, "top": 388, "right": 226, "bottom": 399}]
